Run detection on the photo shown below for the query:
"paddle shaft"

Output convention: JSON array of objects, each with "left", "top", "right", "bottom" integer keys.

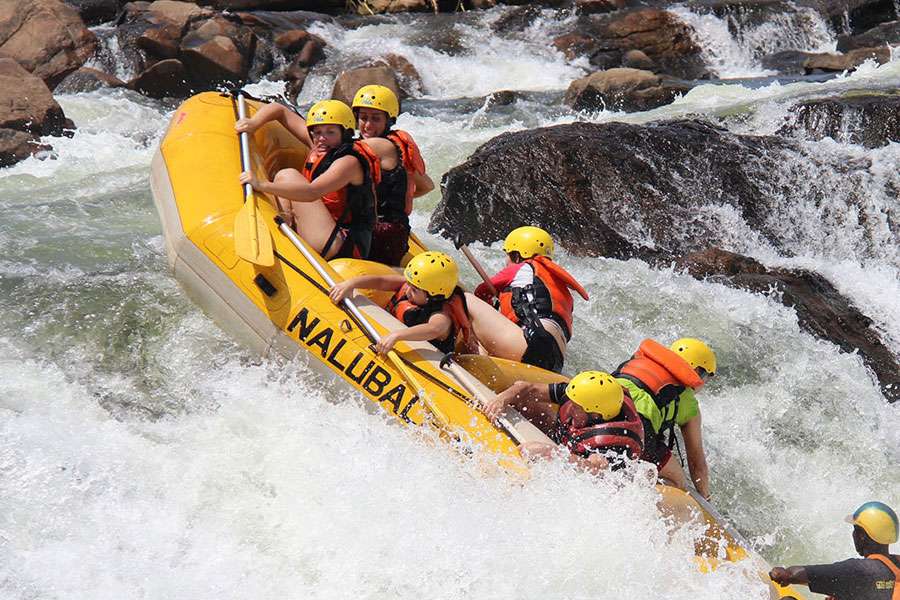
[
  {"left": 440, "top": 355, "right": 524, "bottom": 445},
  {"left": 237, "top": 94, "right": 259, "bottom": 256},
  {"left": 460, "top": 245, "right": 497, "bottom": 297},
  {"left": 275, "top": 219, "right": 449, "bottom": 426}
]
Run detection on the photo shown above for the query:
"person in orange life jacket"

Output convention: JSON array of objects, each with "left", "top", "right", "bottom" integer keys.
[
  {"left": 471, "top": 226, "right": 589, "bottom": 373},
  {"left": 482, "top": 371, "right": 644, "bottom": 475},
  {"left": 770, "top": 501, "right": 900, "bottom": 600},
  {"left": 351, "top": 85, "right": 434, "bottom": 266},
  {"left": 328, "top": 251, "right": 479, "bottom": 355},
  {"left": 612, "top": 338, "right": 716, "bottom": 498},
  {"left": 236, "top": 99, "right": 398, "bottom": 260}
]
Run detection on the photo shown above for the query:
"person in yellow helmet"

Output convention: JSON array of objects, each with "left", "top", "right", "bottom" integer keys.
[
  {"left": 351, "top": 85, "right": 434, "bottom": 265},
  {"left": 770, "top": 501, "right": 899, "bottom": 600},
  {"left": 611, "top": 338, "right": 717, "bottom": 498},
  {"left": 236, "top": 97, "right": 397, "bottom": 260},
  {"left": 329, "top": 251, "right": 478, "bottom": 355},
  {"left": 468, "top": 226, "right": 589, "bottom": 373},
  {"left": 482, "top": 371, "right": 644, "bottom": 475}
]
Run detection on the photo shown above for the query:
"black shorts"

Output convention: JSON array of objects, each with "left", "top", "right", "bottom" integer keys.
[
  {"left": 520, "top": 321, "right": 564, "bottom": 373},
  {"left": 638, "top": 417, "right": 672, "bottom": 469},
  {"left": 369, "top": 220, "right": 410, "bottom": 266}
]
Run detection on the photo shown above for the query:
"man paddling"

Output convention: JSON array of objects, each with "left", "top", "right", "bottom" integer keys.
[{"left": 769, "top": 501, "right": 899, "bottom": 600}]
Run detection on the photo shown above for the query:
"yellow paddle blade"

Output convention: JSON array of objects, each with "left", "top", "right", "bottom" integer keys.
[
  {"left": 452, "top": 354, "right": 567, "bottom": 393},
  {"left": 234, "top": 197, "right": 274, "bottom": 266}
]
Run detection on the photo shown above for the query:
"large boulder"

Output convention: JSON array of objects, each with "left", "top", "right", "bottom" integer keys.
[
  {"left": 273, "top": 29, "right": 325, "bottom": 103},
  {"left": 350, "top": 0, "right": 430, "bottom": 14},
  {"left": 370, "top": 53, "right": 425, "bottom": 98},
  {"left": 331, "top": 66, "right": 401, "bottom": 106},
  {"left": 429, "top": 120, "right": 900, "bottom": 401},
  {"left": 564, "top": 68, "right": 692, "bottom": 112},
  {"left": 56, "top": 66, "right": 126, "bottom": 93},
  {"left": 677, "top": 248, "right": 900, "bottom": 402},
  {"left": 128, "top": 57, "right": 191, "bottom": 97},
  {"left": 553, "top": 9, "right": 708, "bottom": 79},
  {"left": 0, "top": 58, "right": 68, "bottom": 136},
  {"left": 0, "top": 0, "right": 97, "bottom": 89},
  {"left": 179, "top": 15, "right": 255, "bottom": 88},
  {"left": 837, "top": 20, "right": 900, "bottom": 51},
  {"left": 0, "top": 58, "right": 68, "bottom": 167},
  {"left": 776, "top": 92, "right": 900, "bottom": 148},
  {"left": 802, "top": 46, "right": 891, "bottom": 72}
]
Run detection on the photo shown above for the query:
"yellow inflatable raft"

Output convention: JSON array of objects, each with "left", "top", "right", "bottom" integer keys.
[{"left": 150, "top": 92, "right": 804, "bottom": 599}]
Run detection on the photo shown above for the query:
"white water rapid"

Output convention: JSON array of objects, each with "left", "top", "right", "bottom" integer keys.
[{"left": 1, "top": 5, "right": 898, "bottom": 599}]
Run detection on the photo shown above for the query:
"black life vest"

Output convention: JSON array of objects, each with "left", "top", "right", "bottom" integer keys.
[
  {"left": 302, "top": 141, "right": 379, "bottom": 259},
  {"left": 387, "top": 285, "right": 473, "bottom": 354}
]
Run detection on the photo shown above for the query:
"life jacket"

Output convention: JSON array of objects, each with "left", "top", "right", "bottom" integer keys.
[
  {"left": 867, "top": 554, "right": 900, "bottom": 600},
  {"left": 555, "top": 391, "right": 644, "bottom": 462},
  {"left": 302, "top": 141, "right": 381, "bottom": 258},
  {"left": 614, "top": 339, "right": 704, "bottom": 408},
  {"left": 386, "top": 130, "right": 426, "bottom": 215},
  {"left": 497, "top": 256, "right": 589, "bottom": 340},
  {"left": 613, "top": 339, "right": 705, "bottom": 457},
  {"left": 387, "top": 284, "right": 473, "bottom": 354}
]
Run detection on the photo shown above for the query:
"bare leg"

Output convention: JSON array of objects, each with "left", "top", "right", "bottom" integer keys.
[
  {"left": 658, "top": 458, "right": 689, "bottom": 490},
  {"left": 464, "top": 293, "right": 528, "bottom": 361},
  {"left": 272, "top": 169, "right": 342, "bottom": 258}
]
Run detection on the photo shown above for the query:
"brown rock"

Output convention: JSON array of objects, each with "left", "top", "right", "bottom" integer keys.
[
  {"left": 137, "top": 20, "right": 184, "bottom": 59},
  {"left": 179, "top": 16, "right": 255, "bottom": 88},
  {"left": 296, "top": 37, "right": 326, "bottom": 68},
  {"left": 332, "top": 66, "right": 401, "bottom": 106},
  {"left": 0, "top": 0, "right": 98, "bottom": 89},
  {"left": 576, "top": 0, "right": 626, "bottom": 14},
  {"left": 274, "top": 29, "right": 320, "bottom": 53},
  {"left": 837, "top": 20, "right": 900, "bottom": 52},
  {"left": 564, "top": 68, "right": 691, "bottom": 112},
  {"left": 146, "top": 0, "right": 210, "bottom": 28},
  {"left": 552, "top": 33, "right": 596, "bottom": 61},
  {"left": 0, "top": 58, "right": 67, "bottom": 135},
  {"left": 352, "top": 0, "right": 429, "bottom": 14},
  {"left": 803, "top": 46, "right": 891, "bottom": 73},
  {"left": 371, "top": 53, "right": 425, "bottom": 97},
  {"left": 0, "top": 128, "right": 51, "bottom": 167},
  {"left": 622, "top": 49, "right": 655, "bottom": 70},
  {"left": 55, "top": 66, "right": 126, "bottom": 93},
  {"left": 128, "top": 57, "right": 192, "bottom": 97}
]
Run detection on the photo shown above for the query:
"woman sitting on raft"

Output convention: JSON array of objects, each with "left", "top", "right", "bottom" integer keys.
[
  {"left": 468, "top": 226, "right": 589, "bottom": 373},
  {"left": 329, "top": 251, "right": 479, "bottom": 355},
  {"left": 351, "top": 85, "right": 434, "bottom": 265},
  {"left": 236, "top": 99, "right": 399, "bottom": 260}
]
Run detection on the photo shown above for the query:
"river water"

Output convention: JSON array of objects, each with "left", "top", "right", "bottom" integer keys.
[{"left": 1, "top": 5, "right": 898, "bottom": 599}]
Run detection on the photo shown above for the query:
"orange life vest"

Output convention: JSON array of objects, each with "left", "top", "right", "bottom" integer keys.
[
  {"left": 387, "top": 284, "right": 473, "bottom": 354},
  {"left": 497, "top": 256, "right": 589, "bottom": 340},
  {"left": 868, "top": 554, "right": 900, "bottom": 600},
  {"left": 301, "top": 141, "right": 381, "bottom": 224},
  {"left": 386, "top": 130, "right": 426, "bottom": 215},
  {"left": 615, "top": 339, "right": 705, "bottom": 403}
]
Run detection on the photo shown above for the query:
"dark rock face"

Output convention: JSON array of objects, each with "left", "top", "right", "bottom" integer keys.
[
  {"left": 56, "top": 66, "right": 126, "bottom": 93},
  {"left": 762, "top": 46, "right": 891, "bottom": 74},
  {"left": 0, "top": 0, "right": 98, "bottom": 89},
  {"left": 564, "top": 68, "right": 692, "bottom": 112},
  {"left": 64, "top": 0, "right": 123, "bottom": 25},
  {"left": 552, "top": 9, "right": 709, "bottom": 79},
  {"left": 777, "top": 93, "right": 900, "bottom": 148},
  {"left": 837, "top": 19, "right": 900, "bottom": 50},
  {"left": 677, "top": 248, "right": 900, "bottom": 402},
  {"left": 431, "top": 120, "right": 789, "bottom": 257},
  {"left": 0, "top": 128, "right": 52, "bottom": 167},
  {"left": 429, "top": 120, "right": 900, "bottom": 401}
]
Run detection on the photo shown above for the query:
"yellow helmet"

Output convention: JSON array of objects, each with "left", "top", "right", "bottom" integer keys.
[
  {"left": 306, "top": 99, "right": 356, "bottom": 131},
  {"left": 846, "top": 502, "right": 899, "bottom": 544},
  {"left": 404, "top": 251, "right": 458, "bottom": 299},
  {"left": 351, "top": 84, "right": 400, "bottom": 119},
  {"left": 503, "top": 226, "right": 554, "bottom": 259},
  {"left": 565, "top": 371, "right": 624, "bottom": 420},
  {"left": 670, "top": 338, "right": 717, "bottom": 376}
]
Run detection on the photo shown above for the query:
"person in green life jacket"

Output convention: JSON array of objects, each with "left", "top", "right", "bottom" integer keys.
[
  {"left": 612, "top": 337, "right": 716, "bottom": 498},
  {"left": 770, "top": 501, "right": 899, "bottom": 600}
]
